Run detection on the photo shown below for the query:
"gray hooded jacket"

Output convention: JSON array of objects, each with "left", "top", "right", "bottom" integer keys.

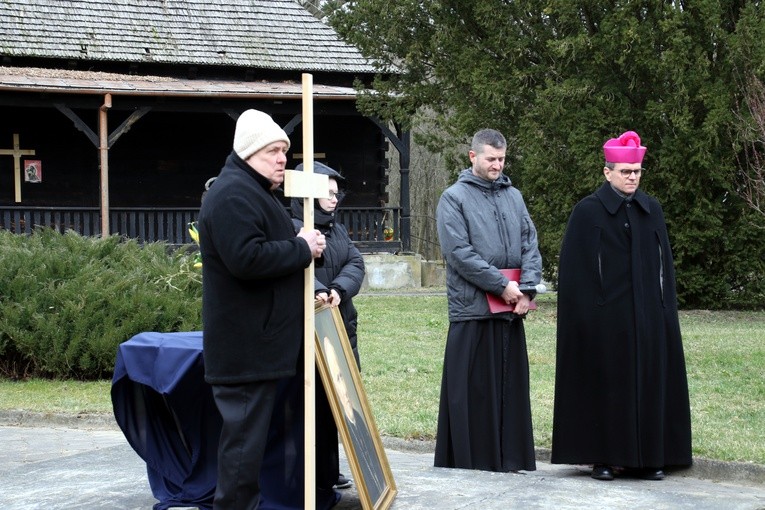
[{"left": 436, "top": 169, "right": 542, "bottom": 322}]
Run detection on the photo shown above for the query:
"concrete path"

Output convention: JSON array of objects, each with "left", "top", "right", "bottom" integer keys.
[{"left": 1, "top": 420, "right": 764, "bottom": 509}]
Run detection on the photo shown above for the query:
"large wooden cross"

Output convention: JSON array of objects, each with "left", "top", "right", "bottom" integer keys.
[
  {"left": 0, "top": 133, "right": 36, "bottom": 202},
  {"left": 283, "top": 73, "right": 329, "bottom": 510}
]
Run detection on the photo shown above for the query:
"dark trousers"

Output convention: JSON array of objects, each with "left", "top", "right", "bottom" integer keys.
[{"left": 211, "top": 379, "right": 279, "bottom": 510}]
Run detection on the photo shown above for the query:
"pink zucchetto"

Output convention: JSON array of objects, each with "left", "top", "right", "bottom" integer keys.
[{"left": 603, "top": 131, "right": 647, "bottom": 164}]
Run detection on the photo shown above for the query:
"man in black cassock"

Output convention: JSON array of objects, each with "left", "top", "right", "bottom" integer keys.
[
  {"left": 551, "top": 130, "right": 692, "bottom": 481},
  {"left": 434, "top": 129, "right": 542, "bottom": 473}
]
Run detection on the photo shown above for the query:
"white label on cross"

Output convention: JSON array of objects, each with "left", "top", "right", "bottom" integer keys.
[{"left": 284, "top": 170, "right": 330, "bottom": 201}]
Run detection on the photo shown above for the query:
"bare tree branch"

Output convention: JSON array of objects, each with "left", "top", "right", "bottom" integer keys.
[{"left": 734, "top": 73, "right": 765, "bottom": 224}]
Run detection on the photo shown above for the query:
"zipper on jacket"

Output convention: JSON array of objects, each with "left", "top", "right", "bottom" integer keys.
[{"left": 490, "top": 188, "right": 510, "bottom": 253}]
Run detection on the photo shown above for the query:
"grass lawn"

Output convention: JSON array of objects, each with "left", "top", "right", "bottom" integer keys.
[{"left": 1, "top": 293, "right": 763, "bottom": 465}]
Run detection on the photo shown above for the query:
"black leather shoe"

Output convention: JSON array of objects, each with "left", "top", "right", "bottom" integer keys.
[
  {"left": 640, "top": 468, "right": 665, "bottom": 480},
  {"left": 591, "top": 464, "right": 614, "bottom": 481},
  {"left": 333, "top": 473, "right": 353, "bottom": 490}
]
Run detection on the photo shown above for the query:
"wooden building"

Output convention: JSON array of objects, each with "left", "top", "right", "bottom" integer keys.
[{"left": 0, "top": 0, "right": 411, "bottom": 251}]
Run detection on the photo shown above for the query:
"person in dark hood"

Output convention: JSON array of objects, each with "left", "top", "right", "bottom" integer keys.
[
  {"left": 434, "top": 128, "right": 543, "bottom": 473},
  {"left": 290, "top": 161, "right": 365, "bottom": 365},
  {"left": 291, "top": 161, "right": 366, "bottom": 493},
  {"left": 551, "top": 130, "right": 692, "bottom": 482}
]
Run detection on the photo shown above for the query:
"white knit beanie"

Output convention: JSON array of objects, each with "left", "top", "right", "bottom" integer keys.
[{"left": 233, "top": 109, "right": 291, "bottom": 160}]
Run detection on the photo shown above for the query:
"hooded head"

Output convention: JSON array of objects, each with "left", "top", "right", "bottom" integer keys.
[
  {"left": 294, "top": 161, "right": 345, "bottom": 181},
  {"left": 291, "top": 161, "right": 345, "bottom": 224}
]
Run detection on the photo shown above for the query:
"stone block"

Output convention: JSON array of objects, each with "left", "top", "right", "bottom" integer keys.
[
  {"left": 362, "top": 253, "right": 422, "bottom": 289},
  {"left": 420, "top": 259, "right": 446, "bottom": 287}
]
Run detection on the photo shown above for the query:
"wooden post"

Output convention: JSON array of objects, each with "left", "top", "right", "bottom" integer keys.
[
  {"left": 283, "top": 73, "right": 329, "bottom": 510},
  {"left": 99, "top": 94, "right": 112, "bottom": 236},
  {"left": 303, "top": 71, "right": 316, "bottom": 510}
]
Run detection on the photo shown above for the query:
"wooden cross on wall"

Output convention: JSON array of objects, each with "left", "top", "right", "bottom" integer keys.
[{"left": 0, "top": 133, "right": 36, "bottom": 202}]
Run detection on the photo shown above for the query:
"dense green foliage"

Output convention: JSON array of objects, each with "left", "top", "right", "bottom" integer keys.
[
  {"left": 328, "top": 1, "right": 765, "bottom": 308},
  {"left": 0, "top": 229, "right": 202, "bottom": 380}
]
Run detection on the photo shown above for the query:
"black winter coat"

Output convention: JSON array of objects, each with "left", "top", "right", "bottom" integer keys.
[
  {"left": 551, "top": 182, "right": 692, "bottom": 468},
  {"left": 198, "top": 152, "right": 313, "bottom": 384},
  {"left": 291, "top": 198, "right": 365, "bottom": 365}
]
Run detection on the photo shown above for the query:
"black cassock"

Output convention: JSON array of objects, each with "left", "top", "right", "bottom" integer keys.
[
  {"left": 435, "top": 319, "right": 536, "bottom": 472},
  {"left": 551, "top": 183, "right": 692, "bottom": 469}
]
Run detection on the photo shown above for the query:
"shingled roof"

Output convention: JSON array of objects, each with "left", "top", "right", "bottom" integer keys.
[{"left": 0, "top": 0, "right": 376, "bottom": 74}]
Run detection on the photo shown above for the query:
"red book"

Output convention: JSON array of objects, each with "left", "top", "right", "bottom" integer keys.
[{"left": 486, "top": 268, "right": 538, "bottom": 313}]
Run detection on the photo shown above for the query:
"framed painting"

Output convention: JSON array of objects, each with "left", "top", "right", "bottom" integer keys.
[{"left": 314, "top": 303, "right": 397, "bottom": 510}]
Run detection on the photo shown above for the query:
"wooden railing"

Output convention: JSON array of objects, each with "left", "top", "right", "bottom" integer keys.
[
  {"left": 0, "top": 206, "right": 102, "bottom": 237},
  {"left": 0, "top": 206, "right": 403, "bottom": 252},
  {"left": 0, "top": 206, "right": 198, "bottom": 244},
  {"left": 336, "top": 207, "right": 401, "bottom": 252},
  {"left": 109, "top": 208, "right": 199, "bottom": 245}
]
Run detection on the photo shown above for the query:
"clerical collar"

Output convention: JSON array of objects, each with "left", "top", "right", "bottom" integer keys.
[{"left": 610, "top": 183, "right": 634, "bottom": 201}]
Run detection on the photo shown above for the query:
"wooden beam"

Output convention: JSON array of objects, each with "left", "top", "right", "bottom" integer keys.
[{"left": 54, "top": 103, "right": 99, "bottom": 147}]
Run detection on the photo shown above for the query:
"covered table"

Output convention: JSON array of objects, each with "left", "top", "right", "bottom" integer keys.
[
  {"left": 111, "top": 331, "right": 220, "bottom": 510},
  {"left": 111, "top": 331, "right": 340, "bottom": 510}
]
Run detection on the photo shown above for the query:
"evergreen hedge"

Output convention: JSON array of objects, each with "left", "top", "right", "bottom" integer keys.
[
  {"left": 0, "top": 229, "right": 202, "bottom": 380},
  {"left": 329, "top": 0, "right": 765, "bottom": 310}
]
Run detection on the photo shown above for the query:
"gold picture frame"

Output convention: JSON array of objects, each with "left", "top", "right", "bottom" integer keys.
[{"left": 314, "top": 303, "right": 397, "bottom": 510}]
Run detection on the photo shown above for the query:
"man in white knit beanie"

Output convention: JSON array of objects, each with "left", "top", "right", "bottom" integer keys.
[
  {"left": 198, "top": 108, "right": 327, "bottom": 509},
  {"left": 234, "top": 109, "right": 290, "bottom": 160},
  {"left": 232, "top": 109, "right": 292, "bottom": 188}
]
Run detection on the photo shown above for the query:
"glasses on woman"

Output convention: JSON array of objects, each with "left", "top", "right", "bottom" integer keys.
[
  {"left": 616, "top": 168, "right": 645, "bottom": 177},
  {"left": 328, "top": 191, "right": 345, "bottom": 200}
]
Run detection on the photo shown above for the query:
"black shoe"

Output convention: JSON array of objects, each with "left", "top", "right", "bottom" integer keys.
[
  {"left": 591, "top": 464, "right": 614, "bottom": 481},
  {"left": 640, "top": 468, "right": 665, "bottom": 480},
  {"left": 333, "top": 473, "right": 352, "bottom": 490}
]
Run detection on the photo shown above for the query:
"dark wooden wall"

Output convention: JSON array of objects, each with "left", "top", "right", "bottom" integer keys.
[{"left": 0, "top": 104, "right": 388, "bottom": 209}]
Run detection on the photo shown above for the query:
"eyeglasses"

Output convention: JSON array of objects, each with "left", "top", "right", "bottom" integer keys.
[
  {"left": 328, "top": 191, "right": 345, "bottom": 200},
  {"left": 614, "top": 168, "right": 645, "bottom": 177}
]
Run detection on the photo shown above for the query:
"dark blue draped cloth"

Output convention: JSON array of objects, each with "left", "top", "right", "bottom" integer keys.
[
  {"left": 111, "top": 331, "right": 340, "bottom": 510},
  {"left": 111, "top": 331, "right": 220, "bottom": 510}
]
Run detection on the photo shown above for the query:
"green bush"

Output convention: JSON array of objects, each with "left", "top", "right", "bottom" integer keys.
[{"left": 0, "top": 229, "right": 202, "bottom": 380}]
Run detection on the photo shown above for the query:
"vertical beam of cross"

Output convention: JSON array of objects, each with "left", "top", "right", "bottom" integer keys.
[
  {"left": 283, "top": 73, "right": 329, "bottom": 510},
  {"left": 0, "top": 133, "right": 36, "bottom": 202}
]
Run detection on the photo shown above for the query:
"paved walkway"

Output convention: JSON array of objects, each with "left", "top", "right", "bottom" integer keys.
[{"left": 1, "top": 414, "right": 764, "bottom": 509}]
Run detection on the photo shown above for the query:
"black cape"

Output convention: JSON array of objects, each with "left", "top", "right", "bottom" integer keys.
[{"left": 551, "top": 183, "right": 692, "bottom": 468}]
